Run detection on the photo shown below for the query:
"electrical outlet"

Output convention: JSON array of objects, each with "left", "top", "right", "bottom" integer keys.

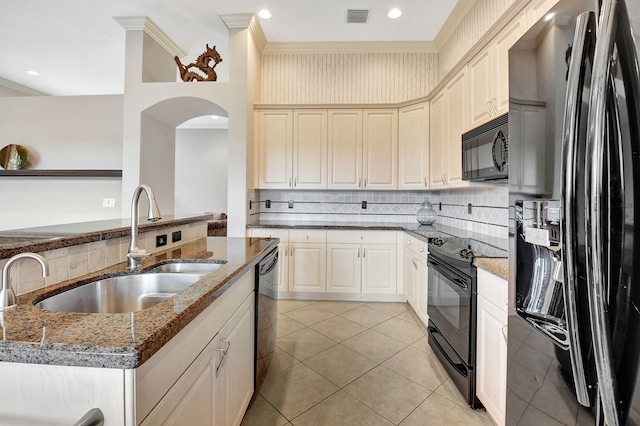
[
  {"left": 156, "top": 234, "right": 167, "bottom": 247},
  {"left": 288, "top": 200, "right": 294, "bottom": 208},
  {"left": 468, "top": 203, "right": 473, "bottom": 214},
  {"left": 265, "top": 200, "right": 271, "bottom": 208},
  {"left": 362, "top": 201, "right": 367, "bottom": 209},
  {"left": 102, "top": 198, "right": 115, "bottom": 208},
  {"left": 172, "top": 231, "right": 182, "bottom": 243},
  {"left": 439, "top": 202, "right": 442, "bottom": 211}
]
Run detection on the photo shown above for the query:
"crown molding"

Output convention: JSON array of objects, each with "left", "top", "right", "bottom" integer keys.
[
  {"left": 0, "top": 77, "right": 49, "bottom": 96},
  {"left": 248, "top": 16, "right": 267, "bottom": 52},
  {"left": 433, "top": 0, "right": 477, "bottom": 50},
  {"left": 114, "top": 16, "right": 187, "bottom": 58},
  {"left": 220, "top": 13, "right": 254, "bottom": 29},
  {"left": 263, "top": 41, "right": 438, "bottom": 55}
]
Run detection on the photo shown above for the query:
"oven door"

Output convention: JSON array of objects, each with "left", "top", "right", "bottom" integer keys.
[{"left": 427, "top": 254, "right": 473, "bottom": 364}]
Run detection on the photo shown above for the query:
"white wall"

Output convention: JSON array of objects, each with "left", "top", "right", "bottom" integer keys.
[
  {"left": 174, "top": 128, "right": 228, "bottom": 215},
  {"left": 0, "top": 95, "right": 123, "bottom": 231}
]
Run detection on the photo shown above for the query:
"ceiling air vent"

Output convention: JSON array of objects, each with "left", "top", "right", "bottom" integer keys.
[{"left": 346, "top": 9, "right": 369, "bottom": 24}]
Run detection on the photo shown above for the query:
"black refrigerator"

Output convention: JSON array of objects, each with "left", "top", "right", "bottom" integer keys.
[{"left": 507, "top": 0, "right": 640, "bottom": 424}]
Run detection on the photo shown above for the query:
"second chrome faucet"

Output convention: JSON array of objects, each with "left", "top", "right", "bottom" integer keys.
[{"left": 127, "top": 184, "right": 161, "bottom": 270}]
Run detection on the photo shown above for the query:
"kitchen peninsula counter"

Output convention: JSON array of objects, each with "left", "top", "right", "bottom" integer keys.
[{"left": 0, "top": 236, "right": 278, "bottom": 369}]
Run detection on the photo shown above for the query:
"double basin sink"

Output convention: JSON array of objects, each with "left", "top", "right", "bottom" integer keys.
[{"left": 35, "top": 261, "right": 225, "bottom": 314}]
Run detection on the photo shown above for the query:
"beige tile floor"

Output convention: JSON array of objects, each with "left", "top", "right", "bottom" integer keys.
[{"left": 242, "top": 300, "right": 494, "bottom": 426}]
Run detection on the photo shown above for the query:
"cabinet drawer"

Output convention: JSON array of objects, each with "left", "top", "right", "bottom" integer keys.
[
  {"left": 477, "top": 268, "right": 508, "bottom": 313},
  {"left": 289, "top": 229, "right": 326, "bottom": 243},
  {"left": 250, "top": 228, "right": 289, "bottom": 242},
  {"left": 328, "top": 230, "right": 396, "bottom": 245}
]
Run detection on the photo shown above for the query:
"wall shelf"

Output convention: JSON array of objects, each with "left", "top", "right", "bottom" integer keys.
[{"left": 0, "top": 169, "right": 122, "bottom": 177}]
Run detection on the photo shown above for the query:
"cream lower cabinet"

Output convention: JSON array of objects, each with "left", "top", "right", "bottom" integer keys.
[
  {"left": 288, "top": 230, "right": 327, "bottom": 293},
  {"left": 476, "top": 268, "right": 508, "bottom": 426},
  {"left": 140, "top": 272, "right": 255, "bottom": 426},
  {"left": 402, "top": 233, "right": 428, "bottom": 326},
  {"left": 327, "top": 231, "right": 397, "bottom": 296},
  {"left": 215, "top": 295, "right": 255, "bottom": 426}
]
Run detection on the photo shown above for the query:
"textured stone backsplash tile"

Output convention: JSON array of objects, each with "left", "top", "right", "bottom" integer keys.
[{"left": 251, "top": 187, "right": 509, "bottom": 238}]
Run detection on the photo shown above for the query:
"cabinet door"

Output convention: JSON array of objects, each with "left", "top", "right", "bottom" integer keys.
[
  {"left": 398, "top": 103, "right": 430, "bottom": 190},
  {"left": 417, "top": 260, "right": 429, "bottom": 326},
  {"left": 326, "top": 243, "right": 361, "bottom": 293},
  {"left": 493, "top": 12, "right": 526, "bottom": 116},
  {"left": 289, "top": 243, "right": 327, "bottom": 293},
  {"left": 328, "top": 110, "right": 363, "bottom": 189},
  {"left": 362, "top": 109, "right": 398, "bottom": 189},
  {"left": 468, "top": 48, "right": 494, "bottom": 129},
  {"left": 277, "top": 243, "right": 289, "bottom": 293},
  {"left": 476, "top": 295, "right": 507, "bottom": 426},
  {"left": 403, "top": 251, "right": 418, "bottom": 308},
  {"left": 361, "top": 244, "right": 396, "bottom": 294},
  {"left": 142, "top": 335, "right": 219, "bottom": 425},
  {"left": 444, "top": 69, "right": 469, "bottom": 187},
  {"left": 257, "top": 110, "right": 293, "bottom": 189},
  {"left": 429, "top": 91, "right": 446, "bottom": 189},
  {"left": 215, "top": 296, "right": 255, "bottom": 426},
  {"left": 293, "top": 110, "right": 327, "bottom": 189}
]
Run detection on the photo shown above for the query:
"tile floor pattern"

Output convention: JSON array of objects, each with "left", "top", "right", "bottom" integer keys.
[{"left": 242, "top": 300, "right": 494, "bottom": 426}]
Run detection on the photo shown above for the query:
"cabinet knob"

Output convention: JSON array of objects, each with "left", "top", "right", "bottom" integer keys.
[{"left": 419, "top": 248, "right": 425, "bottom": 253}]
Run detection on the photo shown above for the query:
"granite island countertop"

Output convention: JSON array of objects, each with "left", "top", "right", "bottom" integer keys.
[
  {"left": 0, "top": 236, "right": 278, "bottom": 369},
  {"left": 248, "top": 220, "right": 509, "bottom": 279},
  {"left": 0, "top": 214, "right": 214, "bottom": 259}
]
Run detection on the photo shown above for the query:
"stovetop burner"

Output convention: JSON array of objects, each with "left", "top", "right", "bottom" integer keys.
[{"left": 428, "top": 236, "right": 506, "bottom": 264}]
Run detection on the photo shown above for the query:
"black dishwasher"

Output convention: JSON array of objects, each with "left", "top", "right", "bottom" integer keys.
[{"left": 253, "top": 247, "right": 279, "bottom": 400}]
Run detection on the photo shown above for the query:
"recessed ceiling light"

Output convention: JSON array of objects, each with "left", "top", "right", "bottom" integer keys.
[
  {"left": 258, "top": 9, "right": 272, "bottom": 19},
  {"left": 388, "top": 8, "right": 402, "bottom": 19},
  {"left": 211, "top": 115, "right": 219, "bottom": 119},
  {"left": 543, "top": 12, "right": 555, "bottom": 21},
  {"left": 26, "top": 70, "right": 39, "bottom": 76}
]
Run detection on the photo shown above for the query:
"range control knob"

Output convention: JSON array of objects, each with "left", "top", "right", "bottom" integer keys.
[
  {"left": 459, "top": 248, "right": 474, "bottom": 260},
  {"left": 432, "top": 237, "right": 444, "bottom": 247}
]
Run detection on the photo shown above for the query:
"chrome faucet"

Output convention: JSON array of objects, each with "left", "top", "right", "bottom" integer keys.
[
  {"left": 1, "top": 253, "right": 49, "bottom": 310},
  {"left": 127, "top": 184, "right": 162, "bottom": 270}
]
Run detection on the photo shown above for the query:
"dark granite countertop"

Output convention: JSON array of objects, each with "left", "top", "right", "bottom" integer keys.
[
  {"left": 248, "top": 220, "right": 508, "bottom": 258},
  {"left": 0, "top": 237, "right": 278, "bottom": 369},
  {"left": 0, "top": 214, "right": 213, "bottom": 259}
]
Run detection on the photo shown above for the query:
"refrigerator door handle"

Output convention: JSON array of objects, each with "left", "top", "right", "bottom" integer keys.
[
  {"left": 559, "top": 11, "right": 596, "bottom": 408},
  {"left": 585, "top": 1, "right": 621, "bottom": 424}
]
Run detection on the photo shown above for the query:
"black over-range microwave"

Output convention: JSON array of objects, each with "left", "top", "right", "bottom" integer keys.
[{"left": 462, "top": 113, "right": 508, "bottom": 181}]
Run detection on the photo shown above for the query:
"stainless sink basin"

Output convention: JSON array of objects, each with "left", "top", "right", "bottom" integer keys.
[
  {"left": 153, "top": 261, "right": 224, "bottom": 274},
  {"left": 35, "top": 273, "right": 204, "bottom": 313}
]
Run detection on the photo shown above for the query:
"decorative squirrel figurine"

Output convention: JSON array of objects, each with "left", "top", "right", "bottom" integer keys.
[{"left": 174, "top": 44, "right": 223, "bottom": 82}]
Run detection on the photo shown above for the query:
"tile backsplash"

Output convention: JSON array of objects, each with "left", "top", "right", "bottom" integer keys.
[{"left": 248, "top": 186, "right": 509, "bottom": 238}]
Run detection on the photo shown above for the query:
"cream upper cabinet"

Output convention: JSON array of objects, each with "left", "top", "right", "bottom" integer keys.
[
  {"left": 293, "top": 110, "right": 328, "bottom": 189},
  {"left": 255, "top": 109, "right": 327, "bottom": 189},
  {"left": 256, "top": 110, "right": 293, "bottom": 189},
  {"left": 398, "top": 102, "right": 430, "bottom": 190},
  {"left": 429, "top": 91, "right": 446, "bottom": 189},
  {"left": 468, "top": 48, "right": 494, "bottom": 128},
  {"left": 362, "top": 109, "right": 398, "bottom": 190},
  {"left": 468, "top": 11, "right": 526, "bottom": 130},
  {"left": 328, "top": 109, "right": 363, "bottom": 189},
  {"left": 430, "top": 69, "right": 469, "bottom": 189},
  {"left": 493, "top": 12, "right": 527, "bottom": 115},
  {"left": 328, "top": 109, "right": 398, "bottom": 190}
]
